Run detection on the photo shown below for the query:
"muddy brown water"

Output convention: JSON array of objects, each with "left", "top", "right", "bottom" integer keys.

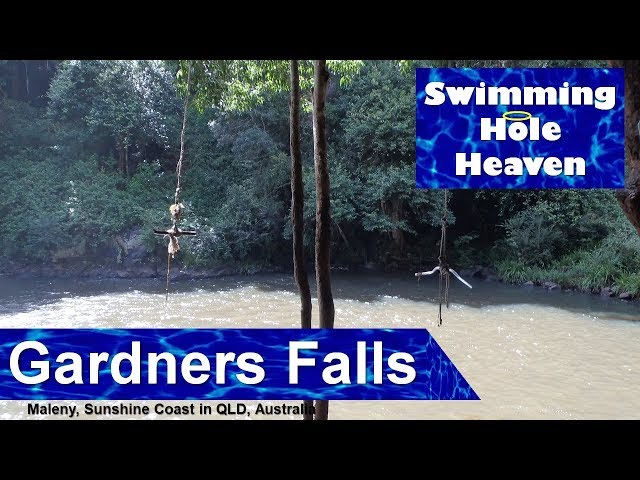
[{"left": 1, "top": 273, "right": 638, "bottom": 419}]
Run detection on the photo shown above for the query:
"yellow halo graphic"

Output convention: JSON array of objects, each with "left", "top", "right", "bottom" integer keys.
[{"left": 502, "top": 110, "right": 532, "bottom": 122}]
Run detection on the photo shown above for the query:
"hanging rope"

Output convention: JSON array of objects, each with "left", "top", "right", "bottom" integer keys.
[
  {"left": 174, "top": 64, "right": 191, "bottom": 207},
  {"left": 415, "top": 189, "right": 472, "bottom": 326},
  {"left": 154, "top": 62, "right": 197, "bottom": 302}
]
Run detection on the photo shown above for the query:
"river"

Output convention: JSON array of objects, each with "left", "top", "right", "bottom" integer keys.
[{"left": 1, "top": 273, "right": 639, "bottom": 419}]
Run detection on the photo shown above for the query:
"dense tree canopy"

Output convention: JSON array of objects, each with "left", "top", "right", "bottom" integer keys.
[{"left": 1, "top": 59, "right": 639, "bottom": 296}]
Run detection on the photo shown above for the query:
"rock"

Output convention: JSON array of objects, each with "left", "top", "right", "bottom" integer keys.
[
  {"left": 120, "top": 226, "right": 149, "bottom": 267},
  {"left": 485, "top": 274, "right": 500, "bottom": 282},
  {"left": 619, "top": 292, "right": 633, "bottom": 300},
  {"left": 543, "top": 281, "right": 559, "bottom": 290},
  {"left": 523, "top": 281, "right": 535, "bottom": 287},
  {"left": 600, "top": 287, "right": 615, "bottom": 297}
]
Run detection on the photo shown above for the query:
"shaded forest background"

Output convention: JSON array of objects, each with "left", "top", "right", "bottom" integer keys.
[{"left": 2, "top": 59, "right": 640, "bottom": 297}]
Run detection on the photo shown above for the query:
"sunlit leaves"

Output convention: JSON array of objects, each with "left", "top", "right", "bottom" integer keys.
[
  {"left": 178, "top": 60, "right": 364, "bottom": 113},
  {"left": 48, "top": 60, "right": 181, "bottom": 150}
]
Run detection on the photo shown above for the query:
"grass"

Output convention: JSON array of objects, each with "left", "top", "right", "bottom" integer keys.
[
  {"left": 495, "top": 248, "right": 640, "bottom": 298},
  {"left": 613, "top": 272, "right": 640, "bottom": 295}
]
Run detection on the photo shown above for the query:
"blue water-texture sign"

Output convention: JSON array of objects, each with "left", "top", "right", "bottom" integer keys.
[
  {"left": 416, "top": 68, "right": 625, "bottom": 189},
  {"left": 0, "top": 328, "right": 479, "bottom": 401}
]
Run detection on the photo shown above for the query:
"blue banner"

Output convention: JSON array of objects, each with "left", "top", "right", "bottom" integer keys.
[
  {"left": 0, "top": 328, "right": 478, "bottom": 401},
  {"left": 416, "top": 68, "right": 625, "bottom": 189}
]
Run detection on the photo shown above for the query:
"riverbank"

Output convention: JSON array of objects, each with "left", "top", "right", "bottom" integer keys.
[
  {"left": 493, "top": 259, "right": 640, "bottom": 302},
  {"left": 0, "top": 260, "right": 285, "bottom": 281},
  {"left": 1, "top": 259, "right": 638, "bottom": 305}
]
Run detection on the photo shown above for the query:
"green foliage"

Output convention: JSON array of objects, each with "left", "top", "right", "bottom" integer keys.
[
  {"left": 172, "top": 104, "right": 292, "bottom": 267},
  {"left": 497, "top": 205, "right": 640, "bottom": 295},
  {"left": 451, "top": 234, "right": 479, "bottom": 268},
  {"left": 48, "top": 60, "right": 181, "bottom": 173},
  {"left": 184, "top": 60, "right": 364, "bottom": 114},
  {"left": 2, "top": 57, "right": 640, "bottom": 296},
  {"left": 358, "top": 164, "right": 445, "bottom": 233},
  {"left": 1, "top": 153, "right": 143, "bottom": 261},
  {"left": 613, "top": 272, "right": 640, "bottom": 296},
  {"left": 338, "top": 61, "right": 414, "bottom": 164},
  {"left": 0, "top": 88, "right": 176, "bottom": 263},
  {"left": 495, "top": 260, "right": 532, "bottom": 284},
  {"left": 501, "top": 201, "right": 566, "bottom": 267},
  {"left": 496, "top": 190, "right": 614, "bottom": 267}
]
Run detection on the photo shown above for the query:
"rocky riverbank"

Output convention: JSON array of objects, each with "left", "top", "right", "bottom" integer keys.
[
  {"left": 458, "top": 265, "right": 638, "bottom": 302},
  {"left": 519, "top": 279, "right": 637, "bottom": 301},
  {"left": 0, "top": 224, "right": 286, "bottom": 280},
  {"left": 1, "top": 258, "right": 637, "bottom": 304},
  {"left": 0, "top": 260, "right": 284, "bottom": 280}
]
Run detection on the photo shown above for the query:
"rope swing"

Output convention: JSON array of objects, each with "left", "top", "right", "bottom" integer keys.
[
  {"left": 415, "top": 190, "right": 472, "bottom": 326},
  {"left": 154, "top": 62, "right": 197, "bottom": 301}
]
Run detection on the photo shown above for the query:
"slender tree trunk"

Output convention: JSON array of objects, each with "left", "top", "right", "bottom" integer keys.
[
  {"left": 391, "top": 196, "right": 405, "bottom": 252},
  {"left": 289, "top": 60, "right": 313, "bottom": 421},
  {"left": 23, "top": 61, "right": 30, "bottom": 98},
  {"left": 10, "top": 61, "right": 25, "bottom": 100},
  {"left": 125, "top": 144, "right": 130, "bottom": 177},
  {"left": 312, "top": 59, "right": 334, "bottom": 421},
  {"left": 609, "top": 60, "right": 640, "bottom": 235},
  {"left": 117, "top": 143, "right": 124, "bottom": 174}
]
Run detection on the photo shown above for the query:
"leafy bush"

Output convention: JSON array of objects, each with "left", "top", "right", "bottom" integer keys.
[
  {"left": 497, "top": 204, "right": 640, "bottom": 294},
  {"left": 451, "top": 234, "right": 479, "bottom": 268},
  {"left": 501, "top": 202, "right": 565, "bottom": 267}
]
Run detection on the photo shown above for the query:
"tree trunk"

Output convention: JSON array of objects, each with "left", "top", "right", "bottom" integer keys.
[
  {"left": 391, "top": 196, "right": 405, "bottom": 252},
  {"left": 125, "top": 144, "right": 130, "bottom": 177},
  {"left": 312, "top": 59, "right": 334, "bottom": 421},
  {"left": 289, "top": 60, "right": 313, "bottom": 421},
  {"left": 9, "top": 61, "right": 25, "bottom": 100},
  {"left": 23, "top": 61, "right": 30, "bottom": 98},
  {"left": 117, "top": 143, "right": 124, "bottom": 174},
  {"left": 609, "top": 60, "right": 640, "bottom": 236}
]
